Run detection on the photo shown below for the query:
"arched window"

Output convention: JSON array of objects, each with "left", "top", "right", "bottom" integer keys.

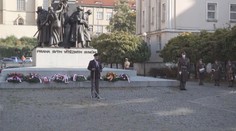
[
  {"left": 18, "top": 18, "right": 24, "bottom": 25},
  {"left": 14, "top": 15, "right": 24, "bottom": 25}
]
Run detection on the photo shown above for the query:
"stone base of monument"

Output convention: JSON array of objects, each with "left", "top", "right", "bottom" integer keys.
[
  {"left": 32, "top": 47, "right": 97, "bottom": 68},
  {"left": 0, "top": 47, "right": 179, "bottom": 88}
]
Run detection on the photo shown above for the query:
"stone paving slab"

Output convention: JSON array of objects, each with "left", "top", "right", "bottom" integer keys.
[{"left": 0, "top": 82, "right": 235, "bottom": 131}]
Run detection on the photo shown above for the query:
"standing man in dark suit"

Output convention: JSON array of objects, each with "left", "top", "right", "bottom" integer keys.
[
  {"left": 178, "top": 51, "right": 190, "bottom": 90},
  {"left": 87, "top": 53, "right": 103, "bottom": 99}
]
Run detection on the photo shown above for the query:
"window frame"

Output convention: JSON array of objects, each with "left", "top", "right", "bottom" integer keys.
[
  {"left": 161, "top": 3, "right": 166, "bottom": 23},
  {"left": 106, "top": 12, "right": 112, "bottom": 21},
  {"left": 97, "top": 11, "right": 104, "bottom": 20},
  {"left": 17, "top": 0, "right": 25, "bottom": 11},
  {"left": 230, "top": 4, "right": 236, "bottom": 22},
  {"left": 206, "top": 2, "right": 218, "bottom": 22}
]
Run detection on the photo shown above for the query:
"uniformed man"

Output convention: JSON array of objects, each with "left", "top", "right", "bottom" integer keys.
[
  {"left": 226, "top": 60, "right": 235, "bottom": 87},
  {"left": 177, "top": 52, "right": 190, "bottom": 90},
  {"left": 196, "top": 59, "right": 206, "bottom": 85},
  {"left": 212, "top": 60, "right": 222, "bottom": 86}
]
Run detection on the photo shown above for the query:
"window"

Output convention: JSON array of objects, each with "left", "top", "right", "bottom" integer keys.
[
  {"left": 17, "top": 0, "right": 25, "bottom": 11},
  {"left": 96, "top": 26, "right": 103, "bottom": 33},
  {"left": 230, "top": 4, "right": 236, "bottom": 22},
  {"left": 207, "top": 3, "right": 217, "bottom": 21},
  {"left": 106, "top": 12, "right": 112, "bottom": 21},
  {"left": 151, "top": 7, "right": 155, "bottom": 25},
  {"left": 97, "top": 12, "right": 103, "bottom": 20},
  {"left": 161, "top": 3, "right": 166, "bottom": 22},
  {"left": 142, "top": 11, "right": 145, "bottom": 27}
]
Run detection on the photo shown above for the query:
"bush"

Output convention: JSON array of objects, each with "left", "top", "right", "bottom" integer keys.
[{"left": 149, "top": 67, "right": 178, "bottom": 79}]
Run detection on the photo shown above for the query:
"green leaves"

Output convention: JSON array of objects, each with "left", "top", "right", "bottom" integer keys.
[
  {"left": 160, "top": 26, "right": 236, "bottom": 63},
  {"left": 106, "top": 0, "right": 136, "bottom": 34},
  {"left": 91, "top": 31, "right": 150, "bottom": 64}
]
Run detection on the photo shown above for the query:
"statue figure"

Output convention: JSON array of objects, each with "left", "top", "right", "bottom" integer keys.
[
  {"left": 83, "top": 9, "right": 92, "bottom": 48},
  {"left": 68, "top": 6, "right": 86, "bottom": 48},
  {"left": 36, "top": 6, "right": 50, "bottom": 47},
  {"left": 46, "top": 6, "right": 64, "bottom": 47},
  {"left": 56, "top": 0, "right": 69, "bottom": 47}
]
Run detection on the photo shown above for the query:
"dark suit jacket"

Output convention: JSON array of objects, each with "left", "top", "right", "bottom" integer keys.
[{"left": 87, "top": 59, "right": 103, "bottom": 79}]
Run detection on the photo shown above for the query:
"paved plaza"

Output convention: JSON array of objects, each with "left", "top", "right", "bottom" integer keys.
[{"left": 0, "top": 82, "right": 236, "bottom": 131}]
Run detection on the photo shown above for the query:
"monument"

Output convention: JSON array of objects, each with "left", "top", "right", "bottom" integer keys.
[{"left": 33, "top": 0, "right": 97, "bottom": 68}]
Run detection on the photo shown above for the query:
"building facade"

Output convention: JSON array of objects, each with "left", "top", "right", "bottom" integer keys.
[
  {"left": 136, "top": 0, "right": 236, "bottom": 62},
  {"left": 0, "top": 0, "right": 135, "bottom": 38}
]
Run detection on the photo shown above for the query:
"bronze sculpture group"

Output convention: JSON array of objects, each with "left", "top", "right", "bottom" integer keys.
[{"left": 36, "top": 0, "right": 92, "bottom": 48}]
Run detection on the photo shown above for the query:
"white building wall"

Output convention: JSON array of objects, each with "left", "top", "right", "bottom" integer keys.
[{"left": 136, "top": 0, "right": 236, "bottom": 63}]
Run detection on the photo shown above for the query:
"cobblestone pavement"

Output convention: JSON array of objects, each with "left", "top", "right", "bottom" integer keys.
[{"left": 0, "top": 82, "right": 236, "bottom": 131}]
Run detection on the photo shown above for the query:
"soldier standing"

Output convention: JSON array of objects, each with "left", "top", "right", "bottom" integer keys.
[
  {"left": 196, "top": 59, "right": 206, "bottom": 85},
  {"left": 36, "top": 6, "right": 49, "bottom": 47},
  {"left": 177, "top": 52, "right": 190, "bottom": 90},
  {"left": 226, "top": 60, "right": 235, "bottom": 87},
  {"left": 69, "top": 6, "right": 85, "bottom": 48},
  {"left": 212, "top": 60, "right": 222, "bottom": 86},
  {"left": 83, "top": 9, "right": 92, "bottom": 48}
]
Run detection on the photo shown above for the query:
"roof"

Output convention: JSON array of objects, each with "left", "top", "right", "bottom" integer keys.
[{"left": 77, "top": 0, "right": 135, "bottom": 8}]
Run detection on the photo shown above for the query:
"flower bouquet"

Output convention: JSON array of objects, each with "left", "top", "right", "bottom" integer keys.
[
  {"left": 72, "top": 74, "right": 87, "bottom": 82},
  {"left": 118, "top": 73, "right": 130, "bottom": 83},
  {"left": 6, "top": 72, "right": 24, "bottom": 83},
  {"left": 103, "top": 72, "right": 118, "bottom": 82},
  {"left": 51, "top": 74, "right": 69, "bottom": 83},
  {"left": 41, "top": 76, "right": 51, "bottom": 84},
  {"left": 24, "top": 73, "right": 42, "bottom": 83}
]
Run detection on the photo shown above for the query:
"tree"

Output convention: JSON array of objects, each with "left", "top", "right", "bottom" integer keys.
[
  {"left": 91, "top": 31, "right": 150, "bottom": 67},
  {"left": 106, "top": 0, "right": 136, "bottom": 34}
]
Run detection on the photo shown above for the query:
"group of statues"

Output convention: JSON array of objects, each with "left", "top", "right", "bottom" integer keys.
[{"left": 36, "top": 0, "right": 92, "bottom": 48}]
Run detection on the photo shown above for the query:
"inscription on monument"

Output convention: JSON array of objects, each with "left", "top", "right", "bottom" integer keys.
[{"left": 36, "top": 49, "right": 96, "bottom": 54}]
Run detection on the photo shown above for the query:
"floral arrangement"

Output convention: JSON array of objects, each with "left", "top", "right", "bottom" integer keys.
[
  {"left": 6, "top": 72, "right": 24, "bottom": 83},
  {"left": 51, "top": 74, "right": 69, "bottom": 83},
  {"left": 118, "top": 73, "right": 130, "bottom": 83},
  {"left": 103, "top": 72, "right": 117, "bottom": 82},
  {"left": 5, "top": 72, "right": 130, "bottom": 84},
  {"left": 72, "top": 74, "right": 87, "bottom": 82},
  {"left": 24, "top": 73, "right": 42, "bottom": 83},
  {"left": 41, "top": 76, "right": 51, "bottom": 84}
]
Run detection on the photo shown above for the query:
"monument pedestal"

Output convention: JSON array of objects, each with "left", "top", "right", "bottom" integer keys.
[{"left": 32, "top": 48, "right": 97, "bottom": 68}]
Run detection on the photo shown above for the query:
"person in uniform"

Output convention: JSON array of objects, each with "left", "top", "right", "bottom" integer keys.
[
  {"left": 36, "top": 6, "right": 50, "bottom": 47},
  {"left": 212, "top": 60, "right": 222, "bottom": 86},
  {"left": 226, "top": 60, "right": 235, "bottom": 87},
  {"left": 87, "top": 53, "right": 103, "bottom": 99},
  {"left": 177, "top": 52, "right": 190, "bottom": 90},
  {"left": 83, "top": 9, "right": 92, "bottom": 48},
  {"left": 69, "top": 6, "right": 85, "bottom": 48},
  {"left": 196, "top": 59, "right": 206, "bottom": 85}
]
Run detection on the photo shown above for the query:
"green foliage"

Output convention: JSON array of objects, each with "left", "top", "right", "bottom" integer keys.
[
  {"left": 160, "top": 26, "right": 236, "bottom": 63},
  {"left": 0, "top": 36, "right": 37, "bottom": 57},
  {"left": 91, "top": 31, "right": 150, "bottom": 64},
  {"left": 106, "top": 0, "right": 136, "bottom": 34}
]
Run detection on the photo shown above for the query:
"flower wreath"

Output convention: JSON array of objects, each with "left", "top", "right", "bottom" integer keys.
[
  {"left": 41, "top": 76, "right": 51, "bottom": 84},
  {"left": 118, "top": 73, "right": 130, "bottom": 83},
  {"left": 24, "top": 73, "right": 42, "bottom": 83},
  {"left": 104, "top": 72, "right": 117, "bottom": 82},
  {"left": 6, "top": 72, "right": 24, "bottom": 83},
  {"left": 51, "top": 74, "right": 69, "bottom": 83},
  {"left": 72, "top": 74, "right": 87, "bottom": 82}
]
